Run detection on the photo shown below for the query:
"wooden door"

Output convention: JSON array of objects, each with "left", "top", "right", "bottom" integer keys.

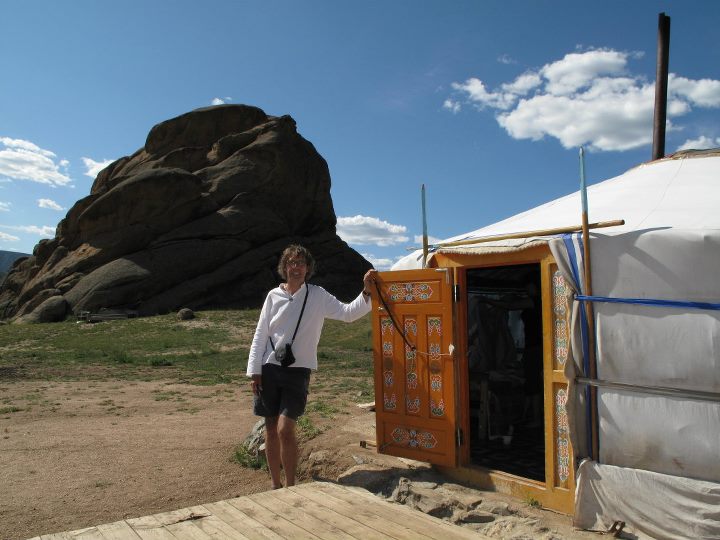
[{"left": 370, "top": 268, "right": 458, "bottom": 467}]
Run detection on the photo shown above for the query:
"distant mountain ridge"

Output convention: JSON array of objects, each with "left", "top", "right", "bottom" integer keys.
[{"left": 0, "top": 250, "right": 29, "bottom": 274}]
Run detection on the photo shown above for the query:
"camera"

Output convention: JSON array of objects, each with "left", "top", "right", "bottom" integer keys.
[{"left": 276, "top": 343, "right": 296, "bottom": 367}]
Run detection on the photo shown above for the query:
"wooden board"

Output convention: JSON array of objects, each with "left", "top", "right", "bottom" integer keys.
[{"left": 38, "top": 482, "right": 492, "bottom": 540}]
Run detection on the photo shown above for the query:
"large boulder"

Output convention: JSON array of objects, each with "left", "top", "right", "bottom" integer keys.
[
  {"left": 0, "top": 105, "right": 372, "bottom": 321},
  {"left": 15, "top": 295, "right": 68, "bottom": 323}
]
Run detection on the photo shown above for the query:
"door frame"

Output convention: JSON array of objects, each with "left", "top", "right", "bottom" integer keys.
[{"left": 430, "top": 245, "right": 575, "bottom": 514}]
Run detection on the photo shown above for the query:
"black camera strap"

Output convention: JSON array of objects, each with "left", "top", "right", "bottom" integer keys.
[{"left": 268, "top": 283, "right": 310, "bottom": 351}]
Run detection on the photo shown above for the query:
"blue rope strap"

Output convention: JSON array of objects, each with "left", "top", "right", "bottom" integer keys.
[
  {"left": 576, "top": 295, "right": 720, "bottom": 311},
  {"left": 563, "top": 234, "right": 594, "bottom": 460}
]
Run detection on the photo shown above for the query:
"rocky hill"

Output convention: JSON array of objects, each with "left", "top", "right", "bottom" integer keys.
[{"left": 0, "top": 105, "right": 371, "bottom": 322}]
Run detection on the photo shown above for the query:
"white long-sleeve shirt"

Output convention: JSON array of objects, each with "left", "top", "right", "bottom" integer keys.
[{"left": 246, "top": 283, "right": 371, "bottom": 375}]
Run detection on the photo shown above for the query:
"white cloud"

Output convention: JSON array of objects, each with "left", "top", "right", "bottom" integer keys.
[
  {"left": 0, "top": 231, "right": 20, "bottom": 242},
  {"left": 81, "top": 157, "right": 114, "bottom": 179},
  {"left": 442, "top": 99, "right": 461, "bottom": 114},
  {"left": 498, "top": 84, "right": 659, "bottom": 151},
  {"left": 0, "top": 201, "right": 10, "bottom": 212},
  {"left": 0, "top": 137, "right": 72, "bottom": 186},
  {"left": 2, "top": 224, "right": 55, "bottom": 237},
  {"left": 445, "top": 48, "right": 720, "bottom": 152},
  {"left": 501, "top": 72, "right": 542, "bottom": 96},
  {"left": 541, "top": 49, "right": 628, "bottom": 96},
  {"left": 361, "top": 253, "right": 397, "bottom": 271},
  {"left": 669, "top": 75, "right": 720, "bottom": 107},
  {"left": 38, "top": 198, "right": 65, "bottom": 211},
  {"left": 336, "top": 215, "right": 409, "bottom": 247},
  {"left": 211, "top": 97, "right": 232, "bottom": 105},
  {"left": 497, "top": 54, "right": 516, "bottom": 65},
  {"left": 0, "top": 138, "right": 55, "bottom": 156},
  {"left": 452, "top": 78, "right": 516, "bottom": 110},
  {"left": 676, "top": 136, "right": 720, "bottom": 151}
]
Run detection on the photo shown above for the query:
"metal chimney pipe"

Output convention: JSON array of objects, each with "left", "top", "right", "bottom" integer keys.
[{"left": 652, "top": 12, "right": 671, "bottom": 160}]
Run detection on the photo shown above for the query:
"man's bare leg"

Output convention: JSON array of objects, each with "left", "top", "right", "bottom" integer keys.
[
  {"left": 263, "top": 416, "right": 283, "bottom": 489},
  {"left": 278, "top": 415, "right": 298, "bottom": 486}
]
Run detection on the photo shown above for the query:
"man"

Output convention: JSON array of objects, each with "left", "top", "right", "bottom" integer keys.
[{"left": 246, "top": 245, "right": 375, "bottom": 488}]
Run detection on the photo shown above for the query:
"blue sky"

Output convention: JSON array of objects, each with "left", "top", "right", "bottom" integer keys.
[{"left": 1, "top": 1, "right": 719, "bottom": 269}]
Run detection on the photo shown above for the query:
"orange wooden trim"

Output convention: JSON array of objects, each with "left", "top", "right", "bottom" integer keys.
[
  {"left": 541, "top": 257, "right": 556, "bottom": 492},
  {"left": 455, "top": 268, "right": 471, "bottom": 466},
  {"left": 433, "top": 244, "right": 551, "bottom": 269},
  {"left": 544, "top": 260, "right": 576, "bottom": 504},
  {"left": 437, "top": 464, "right": 574, "bottom": 515}
]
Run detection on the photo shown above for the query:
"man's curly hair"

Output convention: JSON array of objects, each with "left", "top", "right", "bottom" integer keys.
[{"left": 277, "top": 244, "right": 316, "bottom": 281}]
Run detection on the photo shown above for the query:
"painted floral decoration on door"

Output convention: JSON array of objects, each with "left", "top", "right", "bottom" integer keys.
[
  {"left": 553, "top": 270, "right": 571, "bottom": 367},
  {"left": 406, "top": 397, "right": 421, "bottom": 413},
  {"left": 427, "top": 317, "right": 445, "bottom": 417},
  {"left": 391, "top": 427, "right": 438, "bottom": 449},
  {"left": 381, "top": 317, "right": 396, "bottom": 410},
  {"left": 555, "top": 387, "right": 570, "bottom": 484},
  {"left": 405, "top": 318, "right": 419, "bottom": 395},
  {"left": 405, "top": 317, "right": 421, "bottom": 414},
  {"left": 389, "top": 282, "right": 434, "bottom": 302},
  {"left": 430, "top": 399, "right": 445, "bottom": 417}
]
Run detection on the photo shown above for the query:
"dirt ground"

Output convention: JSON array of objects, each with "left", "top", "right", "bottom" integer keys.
[{"left": 0, "top": 379, "right": 594, "bottom": 540}]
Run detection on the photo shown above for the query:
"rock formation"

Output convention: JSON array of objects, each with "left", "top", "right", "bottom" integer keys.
[{"left": 0, "top": 105, "right": 371, "bottom": 322}]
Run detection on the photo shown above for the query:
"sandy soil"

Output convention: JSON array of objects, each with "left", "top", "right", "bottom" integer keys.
[
  {"left": 1, "top": 379, "right": 593, "bottom": 540},
  {"left": 1, "top": 380, "right": 269, "bottom": 539}
]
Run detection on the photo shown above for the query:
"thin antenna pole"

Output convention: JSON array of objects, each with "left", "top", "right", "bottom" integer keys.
[
  {"left": 421, "top": 184, "right": 429, "bottom": 268},
  {"left": 580, "top": 147, "right": 600, "bottom": 462},
  {"left": 580, "top": 148, "right": 589, "bottom": 216}
]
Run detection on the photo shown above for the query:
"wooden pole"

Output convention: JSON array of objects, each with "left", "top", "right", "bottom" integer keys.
[
  {"left": 421, "top": 184, "right": 429, "bottom": 268},
  {"left": 580, "top": 147, "right": 600, "bottom": 462},
  {"left": 424, "top": 219, "right": 624, "bottom": 250}
]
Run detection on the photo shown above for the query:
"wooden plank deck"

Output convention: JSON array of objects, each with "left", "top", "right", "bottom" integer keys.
[{"left": 29, "top": 482, "right": 490, "bottom": 540}]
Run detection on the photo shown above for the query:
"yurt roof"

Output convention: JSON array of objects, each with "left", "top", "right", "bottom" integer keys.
[{"left": 392, "top": 149, "right": 720, "bottom": 270}]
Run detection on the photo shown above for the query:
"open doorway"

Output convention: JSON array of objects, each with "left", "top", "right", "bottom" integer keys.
[{"left": 466, "top": 263, "right": 545, "bottom": 482}]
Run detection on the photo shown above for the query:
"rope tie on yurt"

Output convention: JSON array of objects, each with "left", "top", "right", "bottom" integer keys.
[
  {"left": 576, "top": 293, "right": 720, "bottom": 402},
  {"left": 576, "top": 295, "right": 720, "bottom": 311},
  {"left": 576, "top": 377, "right": 720, "bottom": 403}
]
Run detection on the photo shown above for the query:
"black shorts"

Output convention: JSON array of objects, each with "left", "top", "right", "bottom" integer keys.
[{"left": 253, "top": 363, "right": 311, "bottom": 421}]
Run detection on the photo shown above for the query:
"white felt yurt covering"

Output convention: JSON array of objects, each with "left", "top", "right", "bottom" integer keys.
[{"left": 394, "top": 150, "right": 720, "bottom": 540}]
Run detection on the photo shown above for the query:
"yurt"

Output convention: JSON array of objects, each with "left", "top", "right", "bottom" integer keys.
[{"left": 368, "top": 149, "right": 720, "bottom": 540}]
